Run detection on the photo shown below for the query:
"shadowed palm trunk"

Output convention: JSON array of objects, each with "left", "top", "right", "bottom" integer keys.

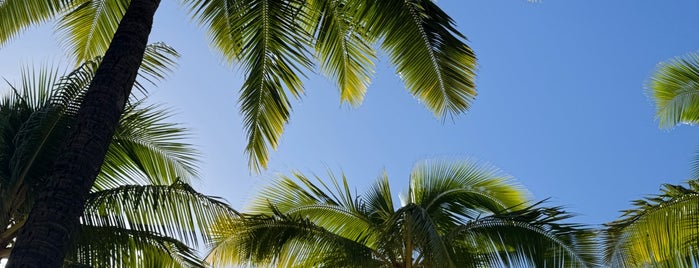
[{"left": 7, "top": 0, "right": 160, "bottom": 266}]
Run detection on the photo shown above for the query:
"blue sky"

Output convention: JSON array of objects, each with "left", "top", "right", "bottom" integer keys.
[{"left": 2, "top": 0, "right": 699, "bottom": 226}]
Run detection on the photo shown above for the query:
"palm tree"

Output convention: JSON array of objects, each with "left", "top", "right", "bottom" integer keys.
[
  {"left": 207, "top": 159, "right": 598, "bottom": 267},
  {"left": 602, "top": 52, "right": 699, "bottom": 267},
  {"left": 0, "top": 50, "right": 235, "bottom": 267},
  {"left": 602, "top": 180, "right": 699, "bottom": 267},
  {"left": 2, "top": 1, "right": 478, "bottom": 264}
]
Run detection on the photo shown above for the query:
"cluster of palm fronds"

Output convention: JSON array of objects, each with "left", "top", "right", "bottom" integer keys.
[
  {"left": 202, "top": 52, "right": 699, "bottom": 267},
  {"left": 598, "top": 51, "right": 699, "bottom": 267},
  {"left": 2, "top": 0, "right": 699, "bottom": 265},
  {"left": 206, "top": 160, "right": 599, "bottom": 267},
  {"left": 205, "top": 160, "right": 699, "bottom": 268},
  {"left": 603, "top": 181, "right": 699, "bottom": 267},
  {"left": 0, "top": 44, "right": 235, "bottom": 267},
  {"left": 2, "top": 58, "right": 699, "bottom": 266},
  {"left": 0, "top": 0, "right": 478, "bottom": 172}
]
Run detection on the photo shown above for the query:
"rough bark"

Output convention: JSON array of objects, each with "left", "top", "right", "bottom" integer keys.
[{"left": 7, "top": 0, "right": 160, "bottom": 266}]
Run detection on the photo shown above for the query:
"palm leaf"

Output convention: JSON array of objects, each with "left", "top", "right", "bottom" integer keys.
[
  {"left": 304, "top": 0, "right": 376, "bottom": 105},
  {"left": 409, "top": 159, "right": 529, "bottom": 224},
  {"left": 0, "top": 92, "right": 35, "bottom": 234},
  {"left": 186, "top": 0, "right": 477, "bottom": 172},
  {"left": 247, "top": 172, "right": 342, "bottom": 214},
  {"left": 378, "top": 203, "right": 455, "bottom": 267},
  {"left": 364, "top": 172, "right": 395, "bottom": 225},
  {"left": 0, "top": 62, "right": 97, "bottom": 242},
  {"left": 237, "top": 0, "right": 312, "bottom": 172},
  {"left": 206, "top": 210, "right": 380, "bottom": 267},
  {"left": 649, "top": 52, "right": 699, "bottom": 128},
  {"left": 604, "top": 181, "right": 699, "bottom": 267},
  {"left": 451, "top": 204, "right": 597, "bottom": 267},
  {"left": 0, "top": 52, "right": 206, "bottom": 265},
  {"left": 95, "top": 103, "right": 200, "bottom": 189},
  {"left": 67, "top": 225, "right": 205, "bottom": 268},
  {"left": 135, "top": 42, "right": 180, "bottom": 93},
  {"left": 0, "top": 0, "right": 75, "bottom": 46},
  {"left": 56, "top": 0, "right": 129, "bottom": 62},
  {"left": 82, "top": 180, "right": 236, "bottom": 247},
  {"left": 185, "top": 0, "right": 313, "bottom": 172},
  {"left": 183, "top": 0, "right": 245, "bottom": 62},
  {"left": 5, "top": 65, "right": 81, "bottom": 213},
  {"left": 208, "top": 159, "right": 594, "bottom": 267},
  {"left": 355, "top": 0, "right": 477, "bottom": 118},
  {"left": 247, "top": 173, "right": 382, "bottom": 248},
  {"left": 0, "top": 44, "right": 186, "bottom": 191}
]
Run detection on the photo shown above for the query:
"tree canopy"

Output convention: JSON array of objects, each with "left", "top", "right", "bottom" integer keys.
[{"left": 207, "top": 159, "right": 598, "bottom": 267}]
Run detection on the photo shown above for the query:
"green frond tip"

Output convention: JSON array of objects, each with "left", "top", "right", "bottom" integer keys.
[
  {"left": 185, "top": 0, "right": 477, "bottom": 172},
  {"left": 648, "top": 52, "right": 699, "bottom": 128},
  {"left": 305, "top": 0, "right": 377, "bottom": 106},
  {"left": 233, "top": 0, "right": 313, "bottom": 173}
]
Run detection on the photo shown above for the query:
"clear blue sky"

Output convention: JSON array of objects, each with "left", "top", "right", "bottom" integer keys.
[{"left": 1, "top": 0, "right": 699, "bottom": 226}]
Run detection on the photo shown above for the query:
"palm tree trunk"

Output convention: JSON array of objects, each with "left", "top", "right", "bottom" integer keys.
[{"left": 6, "top": 0, "right": 160, "bottom": 266}]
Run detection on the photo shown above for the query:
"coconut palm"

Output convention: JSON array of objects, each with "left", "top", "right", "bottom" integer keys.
[
  {"left": 0, "top": 50, "right": 235, "bottom": 267},
  {"left": 603, "top": 180, "right": 699, "bottom": 267},
  {"left": 207, "top": 159, "right": 598, "bottom": 267},
  {"left": 2, "top": 1, "right": 478, "bottom": 264},
  {"left": 603, "top": 53, "right": 699, "bottom": 266}
]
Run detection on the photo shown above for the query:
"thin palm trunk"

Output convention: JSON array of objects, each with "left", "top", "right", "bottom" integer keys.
[{"left": 6, "top": 0, "right": 159, "bottom": 266}]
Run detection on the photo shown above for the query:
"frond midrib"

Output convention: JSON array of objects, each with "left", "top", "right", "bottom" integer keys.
[{"left": 403, "top": 1, "right": 445, "bottom": 98}]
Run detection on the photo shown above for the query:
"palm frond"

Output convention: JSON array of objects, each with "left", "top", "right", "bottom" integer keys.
[
  {"left": 378, "top": 203, "right": 455, "bottom": 267},
  {"left": 138, "top": 42, "right": 180, "bottom": 87},
  {"left": 247, "top": 173, "right": 381, "bottom": 248},
  {"left": 182, "top": 0, "right": 245, "bottom": 62},
  {"left": 0, "top": 99, "right": 34, "bottom": 232},
  {"left": 648, "top": 52, "right": 699, "bottom": 128},
  {"left": 0, "top": 54, "right": 206, "bottom": 266},
  {"left": 15, "top": 64, "right": 64, "bottom": 108},
  {"left": 604, "top": 181, "right": 699, "bottom": 267},
  {"left": 305, "top": 0, "right": 376, "bottom": 105},
  {"left": 364, "top": 172, "right": 395, "bottom": 225},
  {"left": 186, "top": 0, "right": 313, "bottom": 172},
  {"left": 82, "top": 180, "right": 237, "bottom": 247},
  {"left": 6, "top": 64, "right": 84, "bottom": 202},
  {"left": 409, "top": 159, "right": 529, "bottom": 224},
  {"left": 356, "top": 0, "right": 477, "bottom": 118},
  {"left": 237, "top": 0, "right": 313, "bottom": 172},
  {"left": 0, "top": 62, "right": 97, "bottom": 234},
  {"left": 453, "top": 204, "right": 598, "bottom": 267},
  {"left": 206, "top": 210, "right": 380, "bottom": 267},
  {"left": 248, "top": 173, "right": 341, "bottom": 214},
  {"left": 0, "top": 0, "right": 75, "bottom": 46},
  {"left": 67, "top": 225, "right": 205, "bottom": 268},
  {"left": 209, "top": 159, "right": 591, "bottom": 267},
  {"left": 56, "top": 0, "right": 129, "bottom": 62},
  {"left": 129, "top": 42, "right": 181, "bottom": 96},
  {"left": 0, "top": 44, "right": 184, "bottom": 191},
  {"left": 96, "top": 103, "right": 200, "bottom": 189},
  {"left": 86, "top": 42, "right": 181, "bottom": 96}
]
